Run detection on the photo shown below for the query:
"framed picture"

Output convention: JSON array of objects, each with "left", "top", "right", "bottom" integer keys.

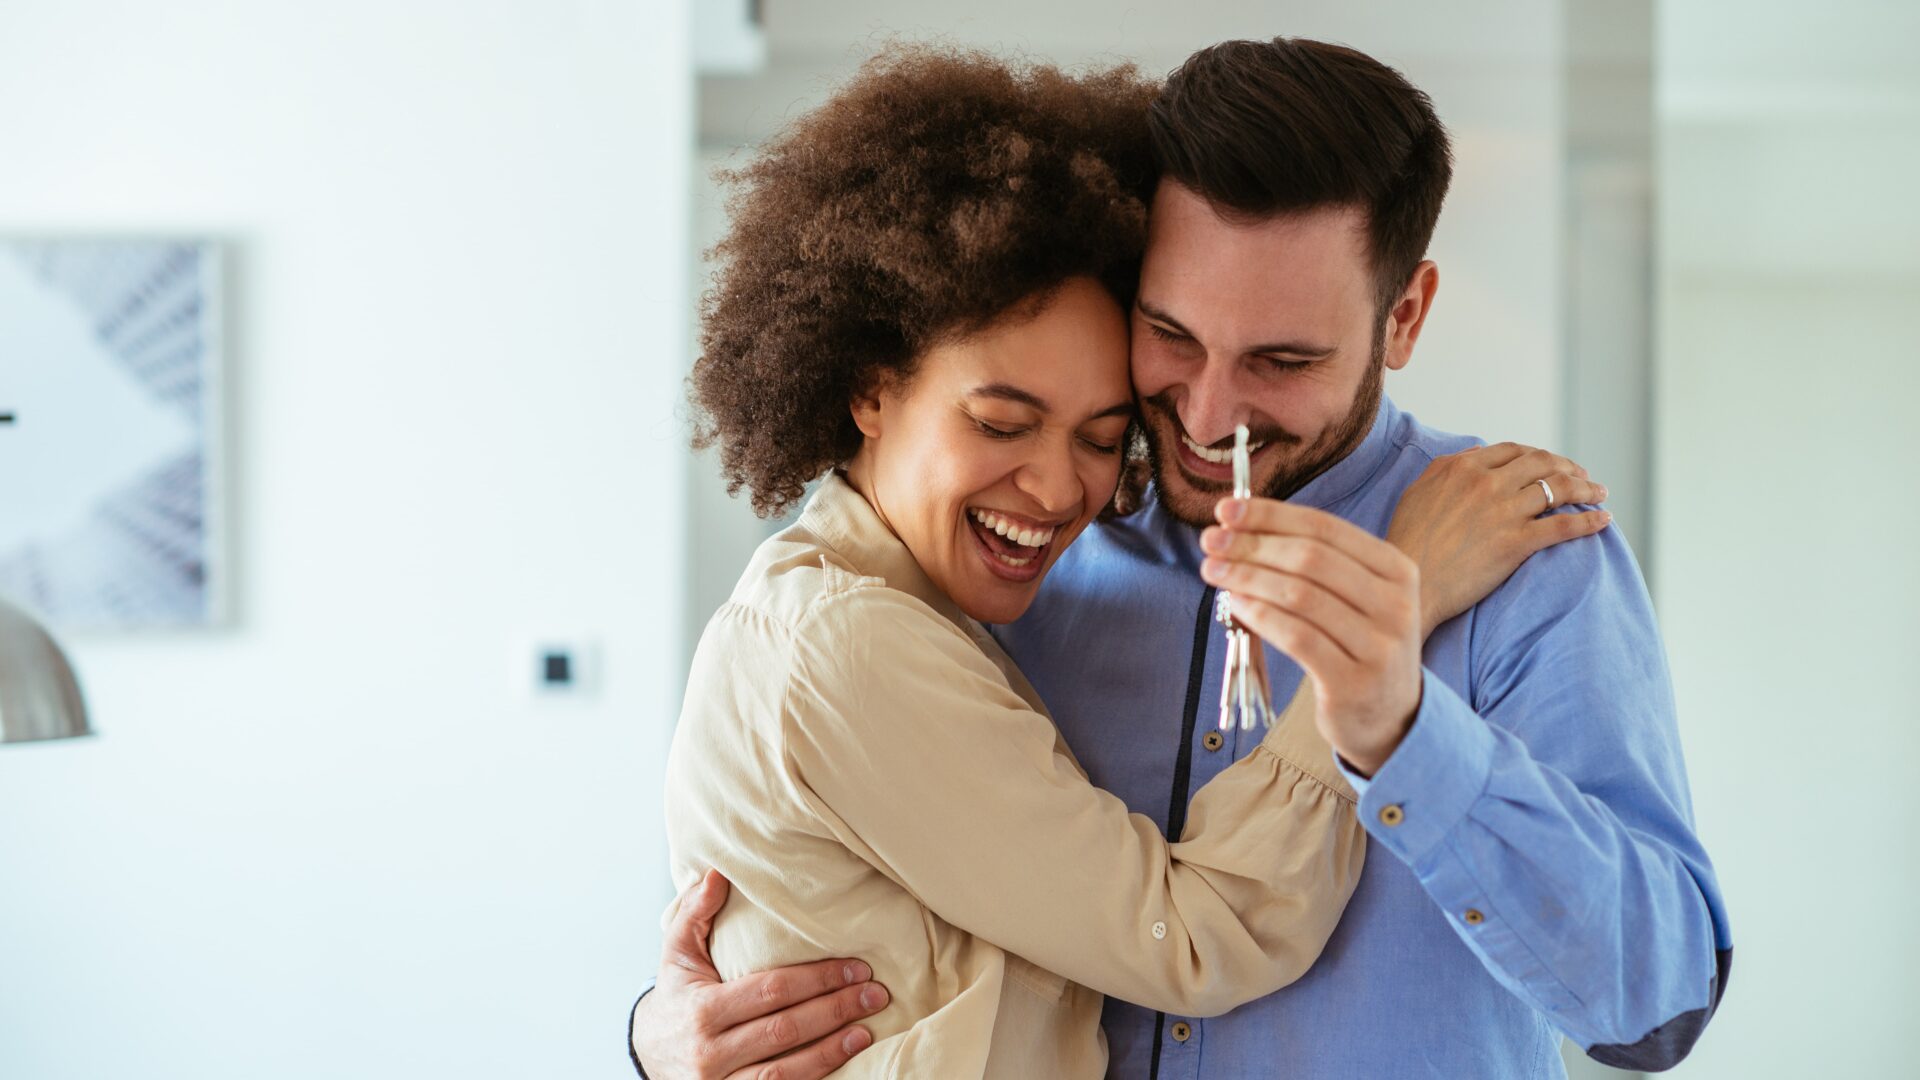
[{"left": 0, "top": 238, "right": 227, "bottom": 631}]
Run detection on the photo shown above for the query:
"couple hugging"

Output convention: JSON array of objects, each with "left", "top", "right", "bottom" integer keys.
[{"left": 632, "top": 36, "right": 1731, "bottom": 1080}]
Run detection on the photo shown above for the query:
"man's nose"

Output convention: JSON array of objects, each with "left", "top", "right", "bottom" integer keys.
[{"left": 1177, "top": 362, "right": 1249, "bottom": 447}]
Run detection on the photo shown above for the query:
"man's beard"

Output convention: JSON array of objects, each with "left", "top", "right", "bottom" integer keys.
[{"left": 1141, "top": 349, "right": 1386, "bottom": 528}]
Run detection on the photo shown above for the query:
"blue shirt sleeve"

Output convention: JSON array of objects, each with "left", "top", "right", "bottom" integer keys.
[{"left": 1337, "top": 520, "right": 1733, "bottom": 1071}]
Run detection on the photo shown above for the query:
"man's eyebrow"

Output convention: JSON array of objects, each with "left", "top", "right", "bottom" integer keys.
[
  {"left": 1136, "top": 300, "right": 1194, "bottom": 337},
  {"left": 1137, "top": 299, "right": 1337, "bottom": 359},
  {"left": 968, "top": 383, "right": 1049, "bottom": 412},
  {"left": 1250, "top": 340, "right": 1337, "bottom": 359}
]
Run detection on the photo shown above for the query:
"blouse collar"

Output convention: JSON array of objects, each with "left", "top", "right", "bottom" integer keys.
[{"left": 797, "top": 472, "right": 978, "bottom": 635}]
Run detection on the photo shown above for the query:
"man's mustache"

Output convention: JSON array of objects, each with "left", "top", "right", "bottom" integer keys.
[{"left": 1139, "top": 391, "right": 1303, "bottom": 449}]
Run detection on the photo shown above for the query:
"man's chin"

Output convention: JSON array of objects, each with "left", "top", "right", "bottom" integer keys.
[{"left": 1152, "top": 462, "right": 1235, "bottom": 528}]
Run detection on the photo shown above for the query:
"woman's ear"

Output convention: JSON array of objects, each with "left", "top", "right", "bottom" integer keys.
[{"left": 850, "top": 379, "right": 886, "bottom": 440}]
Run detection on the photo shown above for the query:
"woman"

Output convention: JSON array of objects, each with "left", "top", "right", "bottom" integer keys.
[{"left": 665, "top": 48, "right": 1607, "bottom": 1077}]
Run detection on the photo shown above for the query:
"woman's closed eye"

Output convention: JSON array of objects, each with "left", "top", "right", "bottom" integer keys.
[{"left": 973, "top": 417, "right": 1029, "bottom": 440}]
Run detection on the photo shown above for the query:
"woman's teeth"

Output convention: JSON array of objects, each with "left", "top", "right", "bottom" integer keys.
[
  {"left": 969, "top": 508, "right": 1056, "bottom": 551},
  {"left": 1182, "top": 432, "right": 1266, "bottom": 464}
]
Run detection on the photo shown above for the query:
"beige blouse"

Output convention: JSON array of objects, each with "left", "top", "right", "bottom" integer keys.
[{"left": 664, "top": 474, "right": 1365, "bottom": 1078}]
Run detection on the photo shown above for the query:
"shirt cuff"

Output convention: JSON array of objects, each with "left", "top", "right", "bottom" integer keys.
[{"left": 1335, "top": 668, "right": 1496, "bottom": 868}]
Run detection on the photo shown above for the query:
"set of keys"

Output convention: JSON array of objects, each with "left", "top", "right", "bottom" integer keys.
[{"left": 1214, "top": 424, "right": 1278, "bottom": 731}]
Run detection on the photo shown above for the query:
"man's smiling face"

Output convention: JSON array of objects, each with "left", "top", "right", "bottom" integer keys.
[{"left": 1130, "top": 180, "right": 1412, "bottom": 527}]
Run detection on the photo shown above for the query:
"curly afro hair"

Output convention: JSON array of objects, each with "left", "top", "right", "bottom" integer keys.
[{"left": 690, "top": 45, "right": 1160, "bottom": 517}]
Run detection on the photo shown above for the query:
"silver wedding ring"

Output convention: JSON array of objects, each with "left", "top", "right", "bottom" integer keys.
[{"left": 1537, "top": 478, "right": 1556, "bottom": 510}]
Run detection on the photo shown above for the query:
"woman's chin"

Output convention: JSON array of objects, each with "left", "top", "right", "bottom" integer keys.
[{"left": 954, "top": 583, "right": 1039, "bottom": 626}]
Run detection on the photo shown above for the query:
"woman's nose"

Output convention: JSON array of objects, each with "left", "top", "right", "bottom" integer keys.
[{"left": 1016, "top": 445, "right": 1084, "bottom": 515}]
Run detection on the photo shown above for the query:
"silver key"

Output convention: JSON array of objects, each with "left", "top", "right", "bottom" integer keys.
[{"left": 1216, "top": 424, "right": 1277, "bottom": 731}]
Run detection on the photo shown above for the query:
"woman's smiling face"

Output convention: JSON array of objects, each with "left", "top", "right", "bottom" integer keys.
[{"left": 846, "top": 276, "right": 1135, "bottom": 625}]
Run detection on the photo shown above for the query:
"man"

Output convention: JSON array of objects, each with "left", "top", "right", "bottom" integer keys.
[{"left": 632, "top": 38, "right": 1730, "bottom": 1079}]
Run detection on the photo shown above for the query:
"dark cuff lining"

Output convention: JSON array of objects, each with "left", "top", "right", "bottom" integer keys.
[
  {"left": 628, "top": 992, "right": 651, "bottom": 1079},
  {"left": 1585, "top": 947, "right": 1733, "bottom": 1073}
]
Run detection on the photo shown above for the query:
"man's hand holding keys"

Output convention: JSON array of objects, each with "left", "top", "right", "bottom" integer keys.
[
  {"left": 1196, "top": 441, "right": 1609, "bottom": 776},
  {"left": 1199, "top": 497, "right": 1424, "bottom": 776}
]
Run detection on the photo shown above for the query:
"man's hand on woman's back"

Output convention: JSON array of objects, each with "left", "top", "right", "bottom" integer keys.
[{"left": 631, "top": 870, "right": 891, "bottom": 1079}]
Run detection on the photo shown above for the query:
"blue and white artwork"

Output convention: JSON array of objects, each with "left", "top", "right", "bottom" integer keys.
[{"left": 0, "top": 239, "right": 225, "bottom": 631}]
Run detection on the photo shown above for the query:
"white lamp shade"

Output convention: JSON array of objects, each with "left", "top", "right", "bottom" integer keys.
[{"left": 0, "top": 597, "right": 91, "bottom": 743}]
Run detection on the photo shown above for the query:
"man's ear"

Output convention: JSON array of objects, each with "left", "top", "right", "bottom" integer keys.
[{"left": 1382, "top": 261, "right": 1439, "bottom": 372}]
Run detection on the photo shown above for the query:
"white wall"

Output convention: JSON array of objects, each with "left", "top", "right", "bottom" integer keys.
[
  {"left": 1655, "top": 2, "right": 1920, "bottom": 1075},
  {"left": 0, "top": 2, "right": 690, "bottom": 1077}
]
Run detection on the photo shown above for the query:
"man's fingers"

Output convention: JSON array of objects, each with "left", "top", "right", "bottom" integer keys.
[
  {"left": 713, "top": 979, "right": 890, "bottom": 1068},
  {"left": 724, "top": 1025, "right": 876, "bottom": 1080},
  {"left": 1216, "top": 498, "right": 1413, "bottom": 582},
  {"left": 707, "top": 958, "right": 878, "bottom": 1031},
  {"left": 661, "top": 869, "right": 729, "bottom": 982},
  {"left": 1202, "top": 559, "right": 1375, "bottom": 661},
  {"left": 1202, "top": 529, "right": 1394, "bottom": 620},
  {"left": 1228, "top": 596, "right": 1354, "bottom": 689}
]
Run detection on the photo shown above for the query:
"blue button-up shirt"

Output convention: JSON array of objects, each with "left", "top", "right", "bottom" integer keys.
[{"left": 993, "top": 395, "right": 1732, "bottom": 1078}]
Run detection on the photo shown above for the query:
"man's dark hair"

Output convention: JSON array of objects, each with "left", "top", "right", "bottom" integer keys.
[{"left": 1148, "top": 38, "right": 1453, "bottom": 319}]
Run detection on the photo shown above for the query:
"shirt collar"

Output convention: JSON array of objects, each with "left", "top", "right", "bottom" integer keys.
[
  {"left": 796, "top": 472, "right": 976, "bottom": 635},
  {"left": 1283, "top": 393, "right": 1404, "bottom": 512}
]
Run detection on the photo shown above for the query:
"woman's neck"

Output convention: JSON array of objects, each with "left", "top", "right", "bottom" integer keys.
[{"left": 838, "top": 454, "right": 897, "bottom": 540}]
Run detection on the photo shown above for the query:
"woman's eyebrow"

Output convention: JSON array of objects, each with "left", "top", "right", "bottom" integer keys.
[
  {"left": 968, "top": 383, "right": 1050, "bottom": 412},
  {"left": 972, "top": 384, "right": 1133, "bottom": 422}
]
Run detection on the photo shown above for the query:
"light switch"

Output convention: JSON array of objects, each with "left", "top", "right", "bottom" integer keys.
[{"left": 522, "top": 637, "right": 600, "bottom": 699}]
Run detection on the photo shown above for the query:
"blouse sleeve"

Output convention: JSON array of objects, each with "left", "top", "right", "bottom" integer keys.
[{"left": 779, "top": 578, "right": 1366, "bottom": 1017}]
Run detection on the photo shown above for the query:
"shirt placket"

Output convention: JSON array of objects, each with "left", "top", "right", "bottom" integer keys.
[{"left": 1155, "top": 1012, "right": 1203, "bottom": 1080}]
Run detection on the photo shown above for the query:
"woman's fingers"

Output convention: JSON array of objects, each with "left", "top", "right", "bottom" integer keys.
[
  {"left": 1494, "top": 446, "right": 1593, "bottom": 486},
  {"left": 1463, "top": 441, "right": 1530, "bottom": 469},
  {"left": 1524, "top": 508, "right": 1613, "bottom": 552},
  {"left": 1516, "top": 472, "right": 1608, "bottom": 515}
]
